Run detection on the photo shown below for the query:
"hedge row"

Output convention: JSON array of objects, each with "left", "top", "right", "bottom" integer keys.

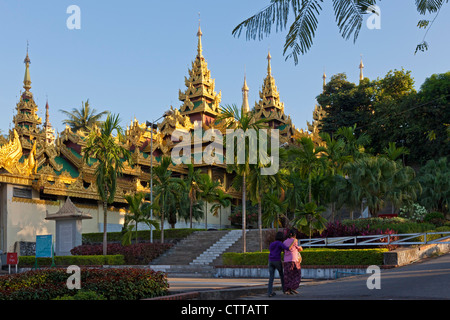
[
  {"left": 71, "top": 243, "right": 173, "bottom": 265},
  {"left": 82, "top": 228, "right": 200, "bottom": 244},
  {"left": 18, "top": 255, "right": 125, "bottom": 267},
  {"left": 0, "top": 268, "right": 169, "bottom": 300},
  {"left": 222, "top": 248, "right": 388, "bottom": 266}
]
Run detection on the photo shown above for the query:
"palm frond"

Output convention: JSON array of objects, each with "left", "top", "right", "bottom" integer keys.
[
  {"left": 283, "top": 0, "right": 323, "bottom": 65},
  {"left": 415, "top": 0, "right": 448, "bottom": 14},
  {"left": 332, "top": 0, "right": 377, "bottom": 42},
  {"left": 232, "top": 0, "right": 303, "bottom": 41}
]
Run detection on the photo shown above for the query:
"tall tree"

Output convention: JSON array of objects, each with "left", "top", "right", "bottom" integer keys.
[
  {"left": 60, "top": 99, "right": 108, "bottom": 132},
  {"left": 288, "top": 137, "right": 326, "bottom": 202},
  {"left": 417, "top": 157, "right": 450, "bottom": 215},
  {"left": 218, "top": 104, "right": 268, "bottom": 252},
  {"left": 210, "top": 189, "right": 232, "bottom": 230},
  {"left": 122, "top": 192, "right": 159, "bottom": 245},
  {"left": 199, "top": 174, "right": 221, "bottom": 230},
  {"left": 152, "top": 157, "right": 182, "bottom": 243},
  {"left": 83, "top": 113, "right": 131, "bottom": 255}
]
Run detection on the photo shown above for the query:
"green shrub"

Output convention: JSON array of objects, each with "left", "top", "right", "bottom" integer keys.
[
  {"left": 424, "top": 212, "right": 446, "bottom": 227},
  {"left": 0, "top": 268, "right": 169, "bottom": 300},
  {"left": 342, "top": 218, "right": 435, "bottom": 234},
  {"left": 222, "top": 248, "right": 388, "bottom": 266},
  {"left": 82, "top": 228, "right": 199, "bottom": 244},
  {"left": 18, "top": 255, "right": 125, "bottom": 267},
  {"left": 53, "top": 290, "right": 106, "bottom": 300},
  {"left": 70, "top": 243, "right": 172, "bottom": 265}
]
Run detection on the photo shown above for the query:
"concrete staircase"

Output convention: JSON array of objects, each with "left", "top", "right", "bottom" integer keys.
[
  {"left": 190, "top": 229, "right": 242, "bottom": 265},
  {"left": 149, "top": 230, "right": 241, "bottom": 277},
  {"left": 149, "top": 229, "right": 271, "bottom": 277}
]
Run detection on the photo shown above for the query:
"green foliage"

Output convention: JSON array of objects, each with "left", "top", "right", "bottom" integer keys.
[
  {"left": 18, "top": 255, "right": 125, "bottom": 267},
  {"left": 424, "top": 212, "right": 447, "bottom": 227},
  {"left": 0, "top": 268, "right": 169, "bottom": 300},
  {"left": 123, "top": 192, "right": 159, "bottom": 246},
  {"left": 53, "top": 290, "right": 106, "bottom": 300},
  {"left": 317, "top": 70, "right": 450, "bottom": 164},
  {"left": 82, "top": 113, "right": 131, "bottom": 255},
  {"left": 293, "top": 202, "right": 327, "bottom": 238},
  {"left": 59, "top": 99, "right": 108, "bottom": 132},
  {"left": 417, "top": 157, "right": 450, "bottom": 214},
  {"left": 82, "top": 228, "right": 198, "bottom": 244},
  {"left": 342, "top": 217, "right": 436, "bottom": 234},
  {"left": 222, "top": 248, "right": 388, "bottom": 266}
]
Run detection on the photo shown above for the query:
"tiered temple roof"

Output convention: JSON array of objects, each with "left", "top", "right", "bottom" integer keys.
[{"left": 0, "top": 27, "right": 321, "bottom": 205}]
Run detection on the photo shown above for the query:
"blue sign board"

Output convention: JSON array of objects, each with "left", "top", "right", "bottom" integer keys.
[{"left": 35, "top": 235, "right": 53, "bottom": 258}]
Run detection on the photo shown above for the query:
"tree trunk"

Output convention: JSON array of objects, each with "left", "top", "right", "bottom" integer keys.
[
  {"left": 103, "top": 201, "right": 108, "bottom": 255},
  {"left": 308, "top": 174, "right": 312, "bottom": 203},
  {"left": 258, "top": 199, "right": 262, "bottom": 252},
  {"left": 205, "top": 202, "right": 208, "bottom": 230},
  {"left": 189, "top": 197, "right": 193, "bottom": 229},
  {"left": 135, "top": 223, "right": 138, "bottom": 244},
  {"left": 242, "top": 174, "right": 246, "bottom": 253}
]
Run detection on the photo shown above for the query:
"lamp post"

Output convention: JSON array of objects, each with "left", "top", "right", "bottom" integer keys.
[{"left": 146, "top": 113, "right": 168, "bottom": 243}]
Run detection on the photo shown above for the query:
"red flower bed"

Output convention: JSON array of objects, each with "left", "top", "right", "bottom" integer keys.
[{"left": 71, "top": 243, "right": 173, "bottom": 265}]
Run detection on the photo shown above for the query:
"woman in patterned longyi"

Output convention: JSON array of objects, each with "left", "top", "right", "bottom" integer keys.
[{"left": 282, "top": 229, "right": 303, "bottom": 295}]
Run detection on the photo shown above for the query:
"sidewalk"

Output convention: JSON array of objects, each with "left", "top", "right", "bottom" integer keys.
[{"left": 147, "top": 277, "right": 318, "bottom": 300}]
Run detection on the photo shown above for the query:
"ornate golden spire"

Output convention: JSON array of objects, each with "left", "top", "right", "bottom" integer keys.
[
  {"left": 197, "top": 13, "right": 203, "bottom": 58},
  {"left": 242, "top": 74, "right": 250, "bottom": 113},
  {"left": 323, "top": 69, "right": 327, "bottom": 90},
  {"left": 23, "top": 50, "right": 32, "bottom": 92},
  {"left": 359, "top": 55, "right": 364, "bottom": 82},
  {"left": 267, "top": 49, "right": 272, "bottom": 76},
  {"left": 178, "top": 23, "right": 221, "bottom": 118}
]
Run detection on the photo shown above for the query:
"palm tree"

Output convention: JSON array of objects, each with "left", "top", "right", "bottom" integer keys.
[
  {"left": 218, "top": 104, "right": 268, "bottom": 252},
  {"left": 248, "top": 162, "right": 287, "bottom": 251},
  {"left": 293, "top": 202, "right": 327, "bottom": 244},
  {"left": 152, "top": 156, "right": 182, "bottom": 243},
  {"left": 122, "top": 192, "right": 159, "bottom": 245},
  {"left": 262, "top": 192, "right": 288, "bottom": 231},
  {"left": 343, "top": 156, "right": 420, "bottom": 217},
  {"left": 232, "top": 1, "right": 447, "bottom": 64},
  {"left": 289, "top": 137, "right": 326, "bottom": 202},
  {"left": 199, "top": 174, "right": 221, "bottom": 230},
  {"left": 210, "top": 189, "right": 232, "bottom": 230},
  {"left": 320, "top": 132, "right": 352, "bottom": 220},
  {"left": 60, "top": 99, "right": 108, "bottom": 132},
  {"left": 418, "top": 157, "right": 449, "bottom": 215},
  {"left": 335, "top": 125, "right": 371, "bottom": 160},
  {"left": 82, "top": 113, "right": 131, "bottom": 255}
]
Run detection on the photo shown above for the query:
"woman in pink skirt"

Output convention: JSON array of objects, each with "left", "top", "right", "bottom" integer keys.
[{"left": 283, "top": 229, "right": 303, "bottom": 295}]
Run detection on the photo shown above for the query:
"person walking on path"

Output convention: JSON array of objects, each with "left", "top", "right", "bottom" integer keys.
[
  {"left": 267, "top": 231, "right": 294, "bottom": 297},
  {"left": 283, "top": 229, "right": 303, "bottom": 295}
]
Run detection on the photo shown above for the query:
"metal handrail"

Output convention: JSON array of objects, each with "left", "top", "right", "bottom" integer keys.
[{"left": 299, "top": 231, "right": 450, "bottom": 247}]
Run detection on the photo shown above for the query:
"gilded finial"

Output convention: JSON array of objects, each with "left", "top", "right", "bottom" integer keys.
[
  {"left": 23, "top": 42, "right": 32, "bottom": 92},
  {"left": 359, "top": 54, "right": 364, "bottom": 81},
  {"left": 242, "top": 72, "right": 250, "bottom": 113},
  {"left": 267, "top": 49, "right": 272, "bottom": 76},
  {"left": 197, "top": 12, "right": 203, "bottom": 58}
]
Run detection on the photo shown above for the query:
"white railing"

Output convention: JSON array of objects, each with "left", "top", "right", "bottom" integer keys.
[{"left": 299, "top": 231, "right": 450, "bottom": 247}]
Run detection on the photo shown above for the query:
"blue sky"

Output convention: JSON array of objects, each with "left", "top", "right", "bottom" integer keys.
[{"left": 0, "top": 1, "right": 449, "bottom": 135}]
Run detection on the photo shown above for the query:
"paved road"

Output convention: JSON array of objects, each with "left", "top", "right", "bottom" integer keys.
[{"left": 239, "top": 253, "right": 450, "bottom": 300}]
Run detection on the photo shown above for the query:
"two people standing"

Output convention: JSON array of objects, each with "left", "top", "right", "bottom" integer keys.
[{"left": 268, "top": 229, "right": 303, "bottom": 297}]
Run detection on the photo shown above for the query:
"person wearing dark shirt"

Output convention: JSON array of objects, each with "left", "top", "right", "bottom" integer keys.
[{"left": 267, "top": 231, "right": 294, "bottom": 297}]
